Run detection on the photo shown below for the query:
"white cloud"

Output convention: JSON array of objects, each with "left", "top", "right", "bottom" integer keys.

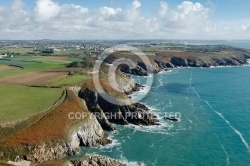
[
  {"left": 125, "top": 0, "right": 141, "bottom": 21},
  {"left": 99, "top": 6, "right": 122, "bottom": 17},
  {"left": 0, "top": 0, "right": 249, "bottom": 39},
  {"left": 33, "top": 0, "right": 60, "bottom": 22},
  {"left": 162, "top": 1, "right": 210, "bottom": 29},
  {"left": 158, "top": 1, "right": 168, "bottom": 17}
]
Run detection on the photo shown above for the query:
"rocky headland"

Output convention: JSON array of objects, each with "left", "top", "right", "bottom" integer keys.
[
  {"left": 104, "top": 45, "right": 250, "bottom": 75},
  {"left": 0, "top": 66, "right": 158, "bottom": 165},
  {"left": 1, "top": 45, "right": 250, "bottom": 165},
  {"left": 0, "top": 89, "right": 112, "bottom": 164}
]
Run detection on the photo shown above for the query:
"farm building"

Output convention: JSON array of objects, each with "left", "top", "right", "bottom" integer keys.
[{"left": 0, "top": 54, "right": 7, "bottom": 59}]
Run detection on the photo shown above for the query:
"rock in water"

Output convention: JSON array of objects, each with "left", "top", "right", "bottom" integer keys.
[{"left": 71, "top": 154, "right": 126, "bottom": 166}]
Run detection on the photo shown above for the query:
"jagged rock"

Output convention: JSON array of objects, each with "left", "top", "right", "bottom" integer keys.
[
  {"left": 78, "top": 88, "right": 116, "bottom": 131},
  {"left": 98, "top": 95, "right": 159, "bottom": 126},
  {"left": 69, "top": 109, "right": 112, "bottom": 147},
  {"left": 71, "top": 154, "right": 126, "bottom": 166},
  {"left": 23, "top": 142, "right": 70, "bottom": 163},
  {"left": 137, "top": 61, "right": 161, "bottom": 73},
  {"left": 133, "top": 103, "right": 149, "bottom": 111},
  {"left": 170, "top": 57, "right": 188, "bottom": 67},
  {"left": 120, "top": 65, "right": 148, "bottom": 76},
  {"left": 115, "top": 74, "right": 139, "bottom": 94},
  {"left": 120, "top": 60, "right": 161, "bottom": 76}
]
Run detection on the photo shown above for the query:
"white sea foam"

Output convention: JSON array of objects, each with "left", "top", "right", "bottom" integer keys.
[
  {"left": 243, "top": 59, "right": 250, "bottom": 66},
  {"left": 247, "top": 59, "right": 250, "bottom": 64},
  {"left": 99, "top": 134, "right": 121, "bottom": 150},
  {"left": 116, "top": 146, "right": 147, "bottom": 166},
  {"left": 120, "top": 159, "right": 146, "bottom": 166},
  {"left": 158, "top": 75, "right": 163, "bottom": 87},
  {"left": 158, "top": 69, "right": 173, "bottom": 75},
  {"left": 121, "top": 102, "right": 182, "bottom": 134},
  {"left": 149, "top": 143, "right": 155, "bottom": 148},
  {"left": 130, "top": 85, "right": 151, "bottom": 101},
  {"left": 215, "top": 134, "right": 230, "bottom": 166},
  {"left": 206, "top": 101, "right": 250, "bottom": 153},
  {"left": 124, "top": 123, "right": 174, "bottom": 135},
  {"left": 146, "top": 105, "right": 158, "bottom": 111},
  {"left": 189, "top": 70, "right": 250, "bottom": 153},
  {"left": 100, "top": 146, "right": 146, "bottom": 166},
  {"left": 209, "top": 65, "right": 247, "bottom": 68},
  {"left": 189, "top": 71, "right": 201, "bottom": 99},
  {"left": 153, "top": 75, "right": 164, "bottom": 89},
  {"left": 188, "top": 118, "right": 197, "bottom": 129}
]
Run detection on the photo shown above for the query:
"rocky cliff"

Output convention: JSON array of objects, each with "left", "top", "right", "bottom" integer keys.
[
  {"left": 70, "top": 154, "right": 126, "bottom": 166},
  {"left": 97, "top": 94, "right": 159, "bottom": 126},
  {"left": 78, "top": 88, "right": 116, "bottom": 131},
  {"left": 104, "top": 46, "right": 250, "bottom": 75},
  {"left": 79, "top": 87, "right": 159, "bottom": 127},
  {"left": 104, "top": 54, "right": 161, "bottom": 76},
  {"left": 0, "top": 89, "right": 111, "bottom": 164},
  {"left": 155, "top": 49, "right": 250, "bottom": 68}
]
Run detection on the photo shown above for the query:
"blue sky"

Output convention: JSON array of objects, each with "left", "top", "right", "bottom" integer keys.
[
  {"left": 0, "top": 0, "right": 249, "bottom": 39},
  {"left": 1, "top": 0, "right": 249, "bottom": 21}
]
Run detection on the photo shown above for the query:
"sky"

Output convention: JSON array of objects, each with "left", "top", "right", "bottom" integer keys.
[{"left": 0, "top": 0, "right": 249, "bottom": 40}]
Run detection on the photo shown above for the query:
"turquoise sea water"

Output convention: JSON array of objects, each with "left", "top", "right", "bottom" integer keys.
[
  {"left": 76, "top": 41, "right": 250, "bottom": 165},
  {"left": 78, "top": 65, "right": 250, "bottom": 166}
]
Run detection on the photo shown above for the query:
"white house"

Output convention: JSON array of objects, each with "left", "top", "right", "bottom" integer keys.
[{"left": 0, "top": 54, "right": 7, "bottom": 59}]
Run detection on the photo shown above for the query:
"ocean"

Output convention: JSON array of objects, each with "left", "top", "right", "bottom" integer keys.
[{"left": 77, "top": 42, "right": 250, "bottom": 166}]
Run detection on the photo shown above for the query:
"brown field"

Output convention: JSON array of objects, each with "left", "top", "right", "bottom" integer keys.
[
  {"left": 0, "top": 71, "right": 68, "bottom": 86},
  {"left": 0, "top": 65, "right": 21, "bottom": 71},
  {"left": 42, "top": 67, "right": 83, "bottom": 72}
]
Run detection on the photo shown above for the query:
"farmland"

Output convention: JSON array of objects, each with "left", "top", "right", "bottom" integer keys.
[
  {"left": 0, "top": 55, "right": 86, "bottom": 125},
  {"left": 0, "top": 56, "right": 80, "bottom": 69}
]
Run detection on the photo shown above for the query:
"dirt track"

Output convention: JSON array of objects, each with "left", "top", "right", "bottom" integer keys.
[{"left": 0, "top": 71, "right": 68, "bottom": 85}]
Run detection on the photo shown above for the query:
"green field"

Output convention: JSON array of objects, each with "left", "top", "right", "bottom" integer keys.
[
  {"left": 0, "top": 85, "right": 63, "bottom": 124},
  {"left": 50, "top": 75, "right": 86, "bottom": 86},
  {"left": 0, "top": 55, "right": 86, "bottom": 124},
  {"left": 0, "top": 56, "right": 74, "bottom": 70},
  {"left": 53, "top": 49, "right": 83, "bottom": 56},
  {"left": 26, "top": 61, "right": 66, "bottom": 69}
]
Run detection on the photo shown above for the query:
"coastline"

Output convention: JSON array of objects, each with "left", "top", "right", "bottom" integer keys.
[{"left": 1, "top": 45, "right": 250, "bottom": 165}]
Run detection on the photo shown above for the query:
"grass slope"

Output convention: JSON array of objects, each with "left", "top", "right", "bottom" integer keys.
[
  {"left": 0, "top": 85, "right": 63, "bottom": 124},
  {"left": 1, "top": 90, "right": 89, "bottom": 146}
]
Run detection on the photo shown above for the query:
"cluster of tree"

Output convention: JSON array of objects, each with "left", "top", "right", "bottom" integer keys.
[
  {"left": 41, "top": 48, "right": 54, "bottom": 54},
  {"left": 67, "top": 61, "right": 94, "bottom": 68},
  {"left": 67, "top": 56, "right": 95, "bottom": 69},
  {"left": 33, "top": 48, "right": 54, "bottom": 55},
  {"left": 2, "top": 52, "right": 21, "bottom": 56}
]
